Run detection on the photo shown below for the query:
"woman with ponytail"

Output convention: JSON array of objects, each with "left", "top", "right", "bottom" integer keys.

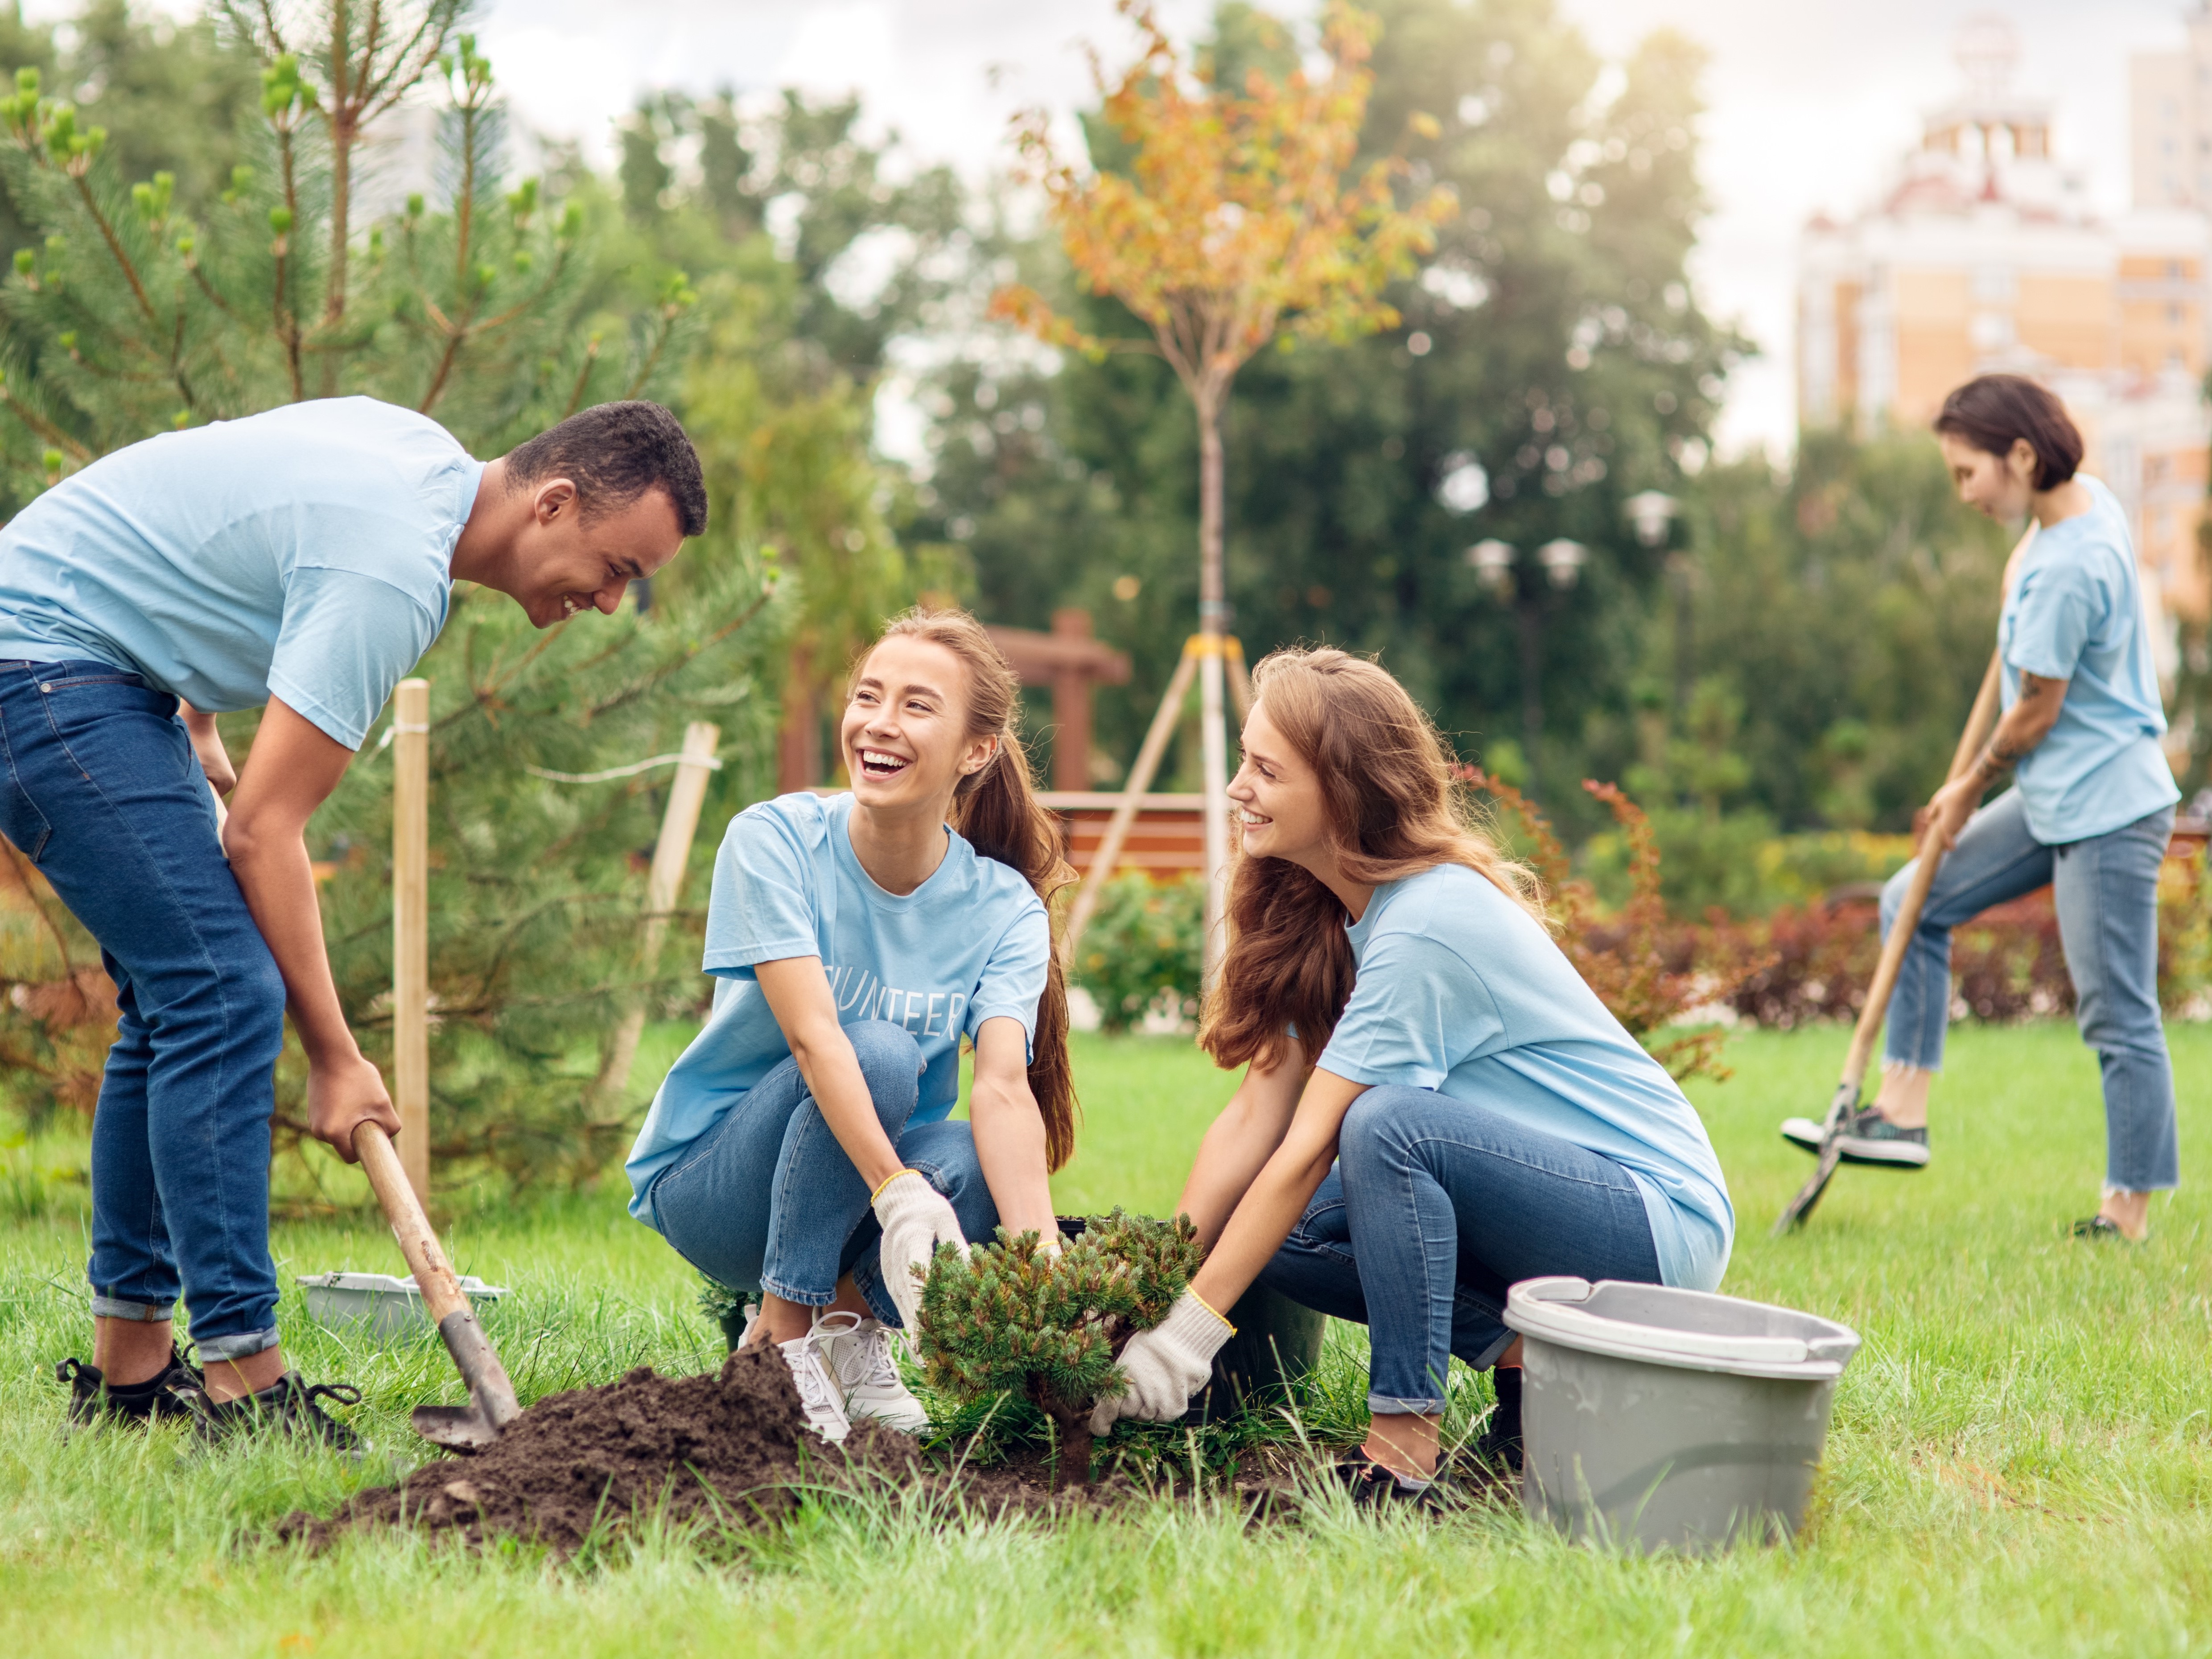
[
  {"left": 625, "top": 607, "right": 1077, "bottom": 1441},
  {"left": 1088, "top": 648, "right": 1733, "bottom": 1503}
]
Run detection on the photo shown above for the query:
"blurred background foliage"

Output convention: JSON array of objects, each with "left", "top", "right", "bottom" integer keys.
[{"left": 0, "top": 0, "right": 2181, "bottom": 1182}]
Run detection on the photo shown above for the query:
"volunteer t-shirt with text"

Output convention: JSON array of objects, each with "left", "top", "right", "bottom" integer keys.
[{"left": 624, "top": 790, "right": 1049, "bottom": 1220}]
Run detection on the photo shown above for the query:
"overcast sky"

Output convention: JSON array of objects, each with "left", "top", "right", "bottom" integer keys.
[{"left": 33, "top": 0, "right": 2203, "bottom": 457}]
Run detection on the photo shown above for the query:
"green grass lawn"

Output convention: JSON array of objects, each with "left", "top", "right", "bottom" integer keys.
[{"left": 3, "top": 1021, "right": 2209, "bottom": 1655}]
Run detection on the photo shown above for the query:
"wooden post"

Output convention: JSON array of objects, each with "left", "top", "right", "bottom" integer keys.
[
  {"left": 1050, "top": 608, "right": 1099, "bottom": 792},
  {"left": 592, "top": 721, "right": 722, "bottom": 1105},
  {"left": 391, "top": 678, "right": 431, "bottom": 1206},
  {"left": 1059, "top": 641, "right": 1200, "bottom": 968}
]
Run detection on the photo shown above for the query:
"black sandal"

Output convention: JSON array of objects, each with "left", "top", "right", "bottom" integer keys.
[{"left": 2071, "top": 1215, "right": 2141, "bottom": 1243}]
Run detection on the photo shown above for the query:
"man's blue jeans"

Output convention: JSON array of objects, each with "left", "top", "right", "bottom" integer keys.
[
  {"left": 1881, "top": 789, "right": 2179, "bottom": 1191},
  {"left": 1258, "top": 1084, "right": 1662, "bottom": 1415},
  {"left": 0, "top": 662, "right": 288, "bottom": 1360},
  {"left": 644, "top": 1020, "right": 998, "bottom": 1326}
]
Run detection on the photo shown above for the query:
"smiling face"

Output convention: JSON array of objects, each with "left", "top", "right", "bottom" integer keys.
[
  {"left": 1938, "top": 431, "right": 2037, "bottom": 524},
  {"left": 840, "top": 634, "right": 1000, "bottom": 814},
  {"left": 512, "top": 479, "right": 685, "bottom": 629},
  {"left": 1228, "top": 700, "right": 1338, "bottom": 873}
]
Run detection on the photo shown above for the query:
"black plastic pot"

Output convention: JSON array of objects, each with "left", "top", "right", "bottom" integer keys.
[{"left": 1182, "top": 1280, "right": 1327, "bottom": 1424}]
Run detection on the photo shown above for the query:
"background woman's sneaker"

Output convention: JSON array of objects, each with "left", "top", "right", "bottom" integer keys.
[
  {"left": 55, "top": 1346, "right": 203, "bottom": 1427},
  {"left": 813, "top": 1312, "right": 930, "bottom": 1433},
  {"left": 1780, "top": 1107, "right": 1930, "bottom": 1168},
  {"left": 1333, "top": 1448, "right": 1445, "bottom": 1509},
  {"left": 192, "top": 1373, "right": 363, "bottom": 1450}
]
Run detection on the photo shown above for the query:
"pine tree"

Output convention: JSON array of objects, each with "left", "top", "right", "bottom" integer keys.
[
  {"left": 918, "top": 1209, "right": 1205, "bottom": 1485},
  {"left": 0, "top": 5, "right": 793, "bottom": 1188}
]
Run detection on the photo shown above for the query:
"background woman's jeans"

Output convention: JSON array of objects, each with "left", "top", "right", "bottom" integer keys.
[
  {"left": 646, "top": 1020, "right": 998, "bottom": 1327},
  {"left": 0, "top": 662, "right": 287, "bottom": 1361},
  {"left": 1881, "top": 790, "right": 2179, "bottom": 1191},
  {"left": 1258, "top": 1084, "right": 1662, "bottom": 1415}
]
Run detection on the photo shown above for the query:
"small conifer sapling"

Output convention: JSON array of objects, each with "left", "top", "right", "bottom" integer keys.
[{"left": 917, "top": 1209, "right": 1206, "bottom": 1485}]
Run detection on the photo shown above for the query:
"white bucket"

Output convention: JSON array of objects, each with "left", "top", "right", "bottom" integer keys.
[
  {"left": 1505, "top": 1275, "right": 1860, "bottom": 1554},
  {"left": 297, "top": 1271, "right": 509, "bottom": 1344}
]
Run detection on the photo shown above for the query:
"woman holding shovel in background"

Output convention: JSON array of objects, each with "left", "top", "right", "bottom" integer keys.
[
  {"left": 1082, "top": 648, "right": 1734, "bottom": 1504},
  {"left": 624, "top": 608, "right": 1075, "bottom": 1443},
  {"left": 1778, "top": 375, "right": 2180, "bottom": 1241}
]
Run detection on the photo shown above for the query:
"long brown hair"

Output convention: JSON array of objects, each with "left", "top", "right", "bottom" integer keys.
[
  {"left": 856, "top": 606, "right": 1079, "bottom": 1169},
  {"left": 1201, "top": 646, "right": 1543, "bottom": 1073}
]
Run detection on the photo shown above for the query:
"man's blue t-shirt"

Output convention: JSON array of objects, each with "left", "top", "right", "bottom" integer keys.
[
  {"left": 625, "top": 791, "right": 1050, "bottom": 1222},
  {"left": 1315, "top": 863, "right": 1734, "bottom": 1291},
  {"left": 0, "top": 398, "right": 481, "bottom": 749},
  {"left": 2000, "top": 476, "right": 2179, "bottom": 844}
]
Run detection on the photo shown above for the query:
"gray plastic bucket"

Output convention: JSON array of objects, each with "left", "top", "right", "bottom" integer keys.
[
  {"left": 298, "top": 1271, "right": 509, "bottom": 1344},
  {"left": 1505, "top": 1275, "right": 1860, "bottom": 1555}
]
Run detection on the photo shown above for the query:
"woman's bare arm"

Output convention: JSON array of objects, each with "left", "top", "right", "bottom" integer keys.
[
  {"left": 1174, "top": 1046, "right": 1308, "bottom": 1246},
  {"left": 967, "top": 1016, "right": 1058, "bottom": 1239},
  {"left": 754, "top": 958, "right": 906, "bottom": 1192},
  {"left": 1187, "top": 1065, "right": 1369, "bottom": 1313}
]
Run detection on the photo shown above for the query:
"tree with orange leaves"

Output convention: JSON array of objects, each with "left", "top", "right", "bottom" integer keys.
[{"left": 994, "top": 0, "right": 1450, "bottom": 968}]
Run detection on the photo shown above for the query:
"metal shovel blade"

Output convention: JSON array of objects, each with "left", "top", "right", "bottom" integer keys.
[
  {"left": 1771, "top": 1080, "right": 1856, "bottom": 1236},
  {"left": 411, "top": 1307, "right": 523, "bottom": 1451}
]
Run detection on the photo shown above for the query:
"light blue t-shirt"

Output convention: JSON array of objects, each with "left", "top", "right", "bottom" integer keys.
[
  {"left": 0, "top": 398, "right": 481, "bottom": 749},
  {"left": 625, "top": 791, "right": 1050, "bottom": 1221},
  {"left": 1315, "top": 864, "right": 1734, "bottom": 1291},
  {"left": 1999, "top": 476, "right": 2179, "bottom": 844}
]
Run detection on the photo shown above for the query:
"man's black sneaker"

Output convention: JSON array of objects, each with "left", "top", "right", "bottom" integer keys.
[
  {"left": 1333, "top": 1448, "right": 1447, "bottom": 1510},
  {"left": 1780, "top": 1107, "right": 1930, "bottom": 1168},
  {"left": 55, "top": 1346, "right": 204, "bottom": 1426},
  {"left": 2072, "top": 1215, "right": 2143, "bottom": 1243},
  {"left": 193, "top": 1372, "right": 364, "bottom": 1451}
]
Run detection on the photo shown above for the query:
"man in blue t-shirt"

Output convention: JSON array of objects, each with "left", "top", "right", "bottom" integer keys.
[{"left": 0, "top": 397, "right": 705, "bottom": 1441}]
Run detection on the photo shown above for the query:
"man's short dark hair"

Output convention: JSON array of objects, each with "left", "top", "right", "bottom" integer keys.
[
  {"left": 1932, "top": 375, "right": 2084, "bottom": 491},
  {"left": 507, "top": 400, "right": 708, "bottom": 537}
]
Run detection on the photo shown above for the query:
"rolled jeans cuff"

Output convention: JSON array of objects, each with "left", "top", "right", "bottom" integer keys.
[
  {"left": 1368, "top": 1391, "right": 1448, "bottom": 1416},
  {"left": 196, "top": 1326, "right": 281, "bottom": 1362},
  {"left": 91, "top": 1295, "right": 174, "bottom": 1323}
]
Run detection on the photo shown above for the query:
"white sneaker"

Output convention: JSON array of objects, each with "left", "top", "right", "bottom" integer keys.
[
  {"left": 776, "top": 1331, "right": 851, "bottom": 1444},
  {"left": 812, "top": 1311, "right": 931, "bottom": 1434}
]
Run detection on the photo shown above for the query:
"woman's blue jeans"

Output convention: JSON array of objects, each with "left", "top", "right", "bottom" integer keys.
[
  {"left": 644, "top": 1020, "right": 998, "bottom": 1326},
  {"left": 1258, "top": 1084, "right": 1662, "bottom": 1416},
  {"left": 1881, "top": 789, "right": 2179, "bottom": 1191},
  {"left": 0, "top": 662, "right": 288, "bottom": 1361}
]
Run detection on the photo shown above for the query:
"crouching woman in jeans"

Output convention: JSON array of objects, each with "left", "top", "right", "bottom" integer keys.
[
  {"left": 1089, "top": 648, "right": 1734, "bottom": 1503},
  {"left": 624, "top": 608, "right": 1075, "bottom": 1441}
]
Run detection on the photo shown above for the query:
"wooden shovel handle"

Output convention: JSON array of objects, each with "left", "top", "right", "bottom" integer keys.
[
  {"left": 1836, "top": 648, "right": 2005, "bottom": 1097},
  {"left": 354, "top": 1121, "right": 472, "bottom": 1326}
]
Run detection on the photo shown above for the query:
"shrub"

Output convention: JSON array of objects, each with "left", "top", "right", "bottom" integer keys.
[
  {"left": 1068, "top": 872, "right": 1204, "bottom": 1033},
  {"left": 918, "top": 1209, "right": 1205, "bottom": 1484},
  {"left": 1466, "top": 770, "right": 1768, "bottom": 1081}
]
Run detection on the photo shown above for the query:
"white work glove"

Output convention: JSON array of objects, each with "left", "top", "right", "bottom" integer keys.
[
  {"left": 872, "top": 1169, "right": 969, "bottom": 1345},
  {"left": 1088, "top": 1289, "right": 1235, "bottom": 1436}
]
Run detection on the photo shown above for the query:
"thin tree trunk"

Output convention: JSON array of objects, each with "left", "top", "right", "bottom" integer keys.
[
  {"left": 1044, "top": 1402, "right": 1096, "bottom": 1488},
  {"left": 1517, "top": 595, "right": 1544, "bottom": 803},
  {"left": 1196, "top": 387, "right": 1231, "bottom": 983}
]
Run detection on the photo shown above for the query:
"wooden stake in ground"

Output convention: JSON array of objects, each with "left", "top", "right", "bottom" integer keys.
[
  {"left": 391, "top": 677, "right": 431, "bottom": 1206},
  {"left": 1058, "top": 639, "right": 1201, "bottom": 970},
  {"left": 591, "top": 720, "right": 721, "bottom": 1106}
]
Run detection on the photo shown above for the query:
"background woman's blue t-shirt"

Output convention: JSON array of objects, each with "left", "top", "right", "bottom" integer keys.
[
  {"left": 1999, "top": 476, "right": 2179, "bottom": 844},
  {"left": 0, "top": 397, "right": 479, "bottom": 750},
  {"left": 1315, "top": 863, "right": 1734, "bottom": 1291},
  {"left": 625, "top": 791, "right": 1050, "bottom": 1220}
]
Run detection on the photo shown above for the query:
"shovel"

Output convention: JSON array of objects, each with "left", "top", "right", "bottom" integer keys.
[
  {"left": 1771, "top": 646, "right": 2005, "bottom": 1235},
  {"left": 353, "top": 1120, "right": 523, "bottom": 1449}
]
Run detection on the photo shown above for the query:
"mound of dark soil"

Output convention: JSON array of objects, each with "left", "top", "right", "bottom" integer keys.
[{"left": 282, "top": 1346, "right": 1143, "bottom": 1555}]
